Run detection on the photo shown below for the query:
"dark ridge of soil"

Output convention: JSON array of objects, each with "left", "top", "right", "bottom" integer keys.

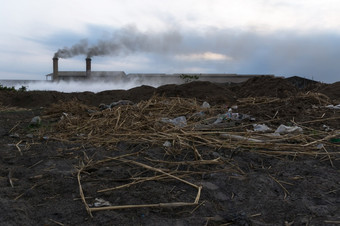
[
  {"left": 236, "top": 76, "right": 298, "bottom": 98},
  {"left": 156, "top": 81, "right": 236, "bottom": 104},
  {"left": 0, "top": 81, "right": 236, "bottom": 109},
  {"left": 319, "top": 81, "right": 340, "bottom": 102},
  {"left": 285, "top": 76, "right": 320, "bottom": 90}
]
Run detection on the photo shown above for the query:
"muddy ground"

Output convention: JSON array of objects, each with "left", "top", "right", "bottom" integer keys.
[{"left": 0, "top": 76, "right": 339, "bottom": 225}]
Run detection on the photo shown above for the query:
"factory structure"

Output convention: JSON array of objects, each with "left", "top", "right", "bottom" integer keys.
[{"left": 46, "top": 57, "right": 273, "bottom": 84}]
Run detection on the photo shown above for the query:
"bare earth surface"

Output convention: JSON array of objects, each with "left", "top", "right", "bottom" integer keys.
[{"left": 0, "top": 76, "right": 339, "bottom": 225}]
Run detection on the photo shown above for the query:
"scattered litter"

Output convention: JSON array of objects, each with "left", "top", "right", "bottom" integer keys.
[
  {"left": 110, "top": 100, "right": 134, "bottom": 108},
  {"left": 161, "top": 116, "right": 187, "bottom": 127},
  {"left": 322, "top": 125, "right": 333, "bottom": 132},
  {"left": 192, "top": 111, "right": 205, "bottom": 118},
  {"left": 99, "top": 100, "right": 134, "bottom": 110},
  {"left": 9, "top": 133, "right": 20, "bottom": 138},
  {"left": 329, "top": 138, "right": 340, "bottom": 143},
  {"left": 253, "top": 124, "right": 271, "bottom": 132},
  {"left": 29, "top": 116, "right": 41, "bottom": 126},
  {"left": 163, "top": 141, "right": 172, "bottom": 147},
  {"left": 60, "top": 112, "right": 69, "bottom": 121},
  {"left": 26, "top": 134, "right": 34, "bottom": 138},
  {"left": 275, "top": 124, "right": 303, "bottom": 134},
  {"left": 93, "top": 198, "right": 111, "bottom": 207},
  {"left": 213, "top": 109, "right": 252, "bottom": 124},
  {"left": 43, "top": 136, "right": 49, "bottom": 140},
  {"left": 316, "top": 143, "right": 324, "bottom": 149},
  {"left": 325, "top": 104, "right": 340, "bottom": 110},
  {"left": 201, "top": 101, "right": 210, "bottom": 109},
  {"left": 220, "top": 133, "right": 263, "bottom": 143}
]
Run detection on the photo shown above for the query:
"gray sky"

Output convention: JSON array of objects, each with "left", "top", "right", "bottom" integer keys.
[{"left": 1, "top": 0, "right": 340, "bottom": 83}]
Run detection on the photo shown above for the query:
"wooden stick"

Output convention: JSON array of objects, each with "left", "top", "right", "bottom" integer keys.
[
  {"left": 8, "top": 170, "right": 14, "bottom": 188},
  {"left": 15, "top": 140, "right": 23, "bottom": 155},
  {"left": 120, "top": 159, "right": 200, "bottom": 189},
  {"left": 77, "top": 164, "right": 93, "bottom": 217},
  {"left": 89, "top": 201, "right": 198, "bottom": 212}
]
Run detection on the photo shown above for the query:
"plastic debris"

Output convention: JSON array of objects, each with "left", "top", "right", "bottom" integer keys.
[
  {"left": 9, "top": 133, "right": 19, "bottom": 138},
  {"left": 201, "top": 101, "right": 210, "bottom": 109},
  {"left": 275, "top": 124, "right": 303, "bottom": 134},
  {"left": 110, "top": 100, "right": 134, "bottom": 108},
  {"left": 99, "top": 100, "right": 134, "bottom": 110},
  {"left": 325, "top": 104, "right": 340, "bottom": 110},
  {"left": 220, "top": 133, "right": 263, "bottom": 143},
  {"left": 163, "top": 141, "right": 172, "bottom": 147},
  {"left": 29, "top": 116, "right": 41, "bottom": 126},
  {"left": 322, "top": 124, "right": 333, "bottom": 132},
  {"left": 26, "top": 134, "right": 34, "bottom": 138},
  {"left": 93, "top": 198, "right": 111, "bottom": 207},
  {"left": 330, "top": 138, "right": 340, "bottom": 143},
  {"left": 192, "top": 111, "right": 205, "bottom": 118},
  {"left": 316, "top": 143, "right": 324, "bottom": 149},
  {"left": 213, "top": 108, "right": 252, "bottom": 124},
  {"left": 161, "top": 116, "right": 187, "bottom": 127},
  {"left": 253, "top": 124, "right": 271, "bottom": 132}
]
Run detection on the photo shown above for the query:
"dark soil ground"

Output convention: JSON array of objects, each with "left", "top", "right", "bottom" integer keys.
[{"left": 0, "top": 76, "right": 339, "bottom": 225}]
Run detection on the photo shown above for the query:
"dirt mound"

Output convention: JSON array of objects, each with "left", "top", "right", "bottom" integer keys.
[
  {"left": 236, "top": 76, "right": 298, "bottom": 98},
  {"left": 285, "top": 76, "right": 320, "bottom": 90},
  {"left": 319, "top": 81, "right": 340, "bottom": 102},
  {"left": 0, "top": 81, "right": 236, "bottom": 108},
  {"left": 156, "top": 81, "right": 236, "bottom": 104}
]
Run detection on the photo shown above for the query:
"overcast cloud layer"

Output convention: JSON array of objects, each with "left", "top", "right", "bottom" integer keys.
[{"left": 1, "top": 0, "right": 340, "bottom": 83}]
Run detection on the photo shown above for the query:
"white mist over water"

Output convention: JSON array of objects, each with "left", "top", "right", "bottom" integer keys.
[{"left": 7, "top": 79, "right": 165, "bottom": 93}]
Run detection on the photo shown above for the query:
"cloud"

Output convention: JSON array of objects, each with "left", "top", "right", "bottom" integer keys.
[{"left": 175, "top": 52, "right": 233, "bottom": 61}]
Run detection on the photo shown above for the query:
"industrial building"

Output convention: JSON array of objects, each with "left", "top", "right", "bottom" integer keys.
[{"left": 46, "top": 57, "right": 273, "bottom": 84}]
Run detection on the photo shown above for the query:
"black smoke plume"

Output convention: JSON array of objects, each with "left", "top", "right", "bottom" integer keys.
[{"left": 54, "top": 26, "right": 181, "bottom": 58}]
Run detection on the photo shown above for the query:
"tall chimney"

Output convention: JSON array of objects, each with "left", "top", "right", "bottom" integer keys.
[
  {"left": 53, "top": 57, "right": 58, "bottom": 81},
  {"left": 86, "top": 57, "right": 91, "bottom": 77}
]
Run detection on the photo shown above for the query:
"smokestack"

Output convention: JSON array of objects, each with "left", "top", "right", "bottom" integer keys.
[
  {"left": 86, "top": 57, "right": 91, "bottom": 77},
  {"left": 53, "top": 57, "right": 58, "bottom": 80}
]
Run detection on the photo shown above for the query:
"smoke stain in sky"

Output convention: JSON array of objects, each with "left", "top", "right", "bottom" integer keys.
[{"left": 54, "top": 26, "right": 182, "bottom": 58}]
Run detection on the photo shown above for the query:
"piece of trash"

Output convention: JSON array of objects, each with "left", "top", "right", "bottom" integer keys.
[
  {"left": 26, "top": 134, "right": 34, "bottom": 138},
  {"left": 322, "top": 124, "right": 333, "bottom": 132},
  {"left": 201, "top": 101, "right": 210, "bottom": 109},
  {"left": 43, "top": 136, "right": 49, "bottom": 140},
  {"left": 253, "top": 124, "right": 271, "bottom": 132},
  {"left": 110, "top": 100, "right": 134, "bottom": 108},
  {"left": 316, "top": 144, "right": 324, "bottom": 149},
  {"left": 161, "top": 116, "right": 187, "bottom": 127},
  {"left": 220, "top": 133, "right": 263, "bottom": 143},
  {"left": 60, "top": 112, "right": 69, "bottom": 121},
  {"left": 325, "top": 104, "right": 340, "bottom": 110},
  {"left": 329, "top": 138, "right": 340, "bottom": 143},
  {"left": 9, "top": 133, "right": 20, "bottom": 138},
  {"left": 29, "top": 116, "right": 41, "bottom": 126},
  {"left": 275, "top": 125, "right": 303, "bottom": 134},
  {"left": 99, "top": 104, "right": 111, "bottom": 110},
  {"left": 93, "top": 198, "right": 111, "bottom": 207},
  {"left": 192, "top": 111, "right": 205, "bottom": 118},
  {"left": 213, "top": 110, "right": 251, "bottom": 124},
  {"left": 163, "top": 141, "right": 172, "bottom": 147}
]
